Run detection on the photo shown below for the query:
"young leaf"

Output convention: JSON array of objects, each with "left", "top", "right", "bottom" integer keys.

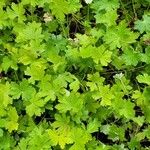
[
  {"left": 25, "top": 59, "right": 47, "bottom": 83},
  {"left": 92, "top": 85, "right": 114, "bottom": 106},
  {"left": 5, "top": 107, "right": 19, "bottom": 132},
  {"left": 48, "top": 129, "right": 72, "bottom": 149},
  {"left": 0, "top": 82, "right": 12, "bottom": 107}
]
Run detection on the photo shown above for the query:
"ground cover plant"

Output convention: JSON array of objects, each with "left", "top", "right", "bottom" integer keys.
[{"left": 0, "top": 0, "right": 150, "bottom": 149}]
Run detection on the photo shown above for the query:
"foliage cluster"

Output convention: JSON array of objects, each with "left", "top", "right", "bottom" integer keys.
[{"left": 0, "top": 0, "right": 150, "bottom": 149}]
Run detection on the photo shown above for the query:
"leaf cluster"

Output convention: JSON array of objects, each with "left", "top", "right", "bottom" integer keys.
[{"left": 0, "top": 0, "right": 150, "bottom": 149}]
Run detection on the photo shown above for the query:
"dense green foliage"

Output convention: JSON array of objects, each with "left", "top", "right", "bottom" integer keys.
[{"left": 0, "top": 0, "right": 150, "bottom": 149}]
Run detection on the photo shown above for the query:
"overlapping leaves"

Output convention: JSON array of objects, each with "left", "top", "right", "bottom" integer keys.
[{"left": 0, "top": 0, "right": 150, "bottom": 149}]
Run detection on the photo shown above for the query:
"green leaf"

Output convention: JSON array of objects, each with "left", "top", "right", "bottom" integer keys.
[
  {"left": 143, "top": 105, "right": 150, "bottom": 123},
  {"left": 17, "top": 138, "right": 28, "bottom": 150},
  {"left": 129, "top": 137, "right": 140, "bottom": 149},
  {"left": 104, "top": 21, "right": 138, "bottom": 50},
  {"left": 0, "top": 129, "right": 4, "bottom": 138},
  {"left": 93, "top": 85, "right": 114, "bottom": 106},
  {"left": 0, "top": 0, "right": 8, "bottom": 7},
  {"left": 133, "top": 116, "right": 145, "bottom": 126},
  {"left": 49, "top": 0, "right": 81, "bottom": 21},
  {"left": 1, "top": 56, "right": 18, "bottom": 71},
  {"left": 143, "top": 86, "right": 150, "bottom": 105},
  {"left": 119, "top": 100, "right": 135, "bottom": 119},
  {"left": 0, "top": 0, "right": 150, "bottom": 149},
  {"left": 114, "top": 74, "right": 132, "bottom": 94},
  {"left": 48, "top": 128, "right": 72, "bottom": 149},
  {"left": 91, "top": 0, "right": 119, "bottom": 12},
  {"left": 0, "top": 82, "right": 12, "bottom": 107},
  {"left": 52, "top": 114, "right": 71, "bottom": 129},
  {"left": 56, "top": 93, "right": 83, "bottom": 113},
  {"left": 100, "top": 50, "right": 112, "bottom": 66},
  {"left": 6, "top": 2, "right": 26, "bottom": 23},
  {"left": 25, "top": 59, "right": 47, "bottom": 83},
  {"left": 140, "top": 47, "right": 150, "bottom": 64},
  {"left": 69, "top": 79, "right": 80, "bottom": 92},
  {"left": 28, "top": 127, "right": 52, "bottom": 149},
  {"left": 87, "top": 119, "right": 100, "bottom": 133},
  {"left": 95, "top": 10, "right": 118, "bottom": 27},
  {"left": 26, "top": 94, "right": 47, "bottom": 117},
  {"left": 137, "top": 73, "right": 150, "bottom": 85},
  {"left": 135, "top": 14, "right": 150, "bottom": 33},
  {"left": 86, "top": 72, "right": 105, "bottom": 91},
  {"left": 37, "top": 75, "right": 56, "bottom": 101},
  {"left": 101, "top": 124, "right": 125, "bottom": 142},
  {"left": 0, "top": 129, "right": 3, "bottom": 137},
  {"left": 15, "top": 21, "right": 44, "bottom": 43},
  {"left": 132, "top": 90, "right": 144, "bottom": 106},
  {"left": 80, "top": 45, "right": 112, "bottom": 66},
  {"left": 0, "top": 133, "right": 16, "bottom": 149},
  {"left": 5, "top": 107, "right": 19, "bottom": 132},
  {"left": 21, "top": 0, "right": 49, "bottom": 7},
  {"left": 18, "top": 126, "right": 52, "bottom": 150},
  {"left": 10, "top": 79, "right": 36, "bottom": 100},
  {"left": 76, "top": 34, "right": 96, "bottom": 47},
  {"left": 0, "top": 8, "right": 9, "bottom": 29},
  {"left": 121, "top": 47, "right": 140, "bottom": 66},
  {"left": 70, "top": 128, "right": 91, "bottom": 150}
]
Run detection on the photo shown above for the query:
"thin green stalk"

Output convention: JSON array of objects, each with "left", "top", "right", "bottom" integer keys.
[{"left": 132, "top": 0, "right": 137, "bottom": 19}]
